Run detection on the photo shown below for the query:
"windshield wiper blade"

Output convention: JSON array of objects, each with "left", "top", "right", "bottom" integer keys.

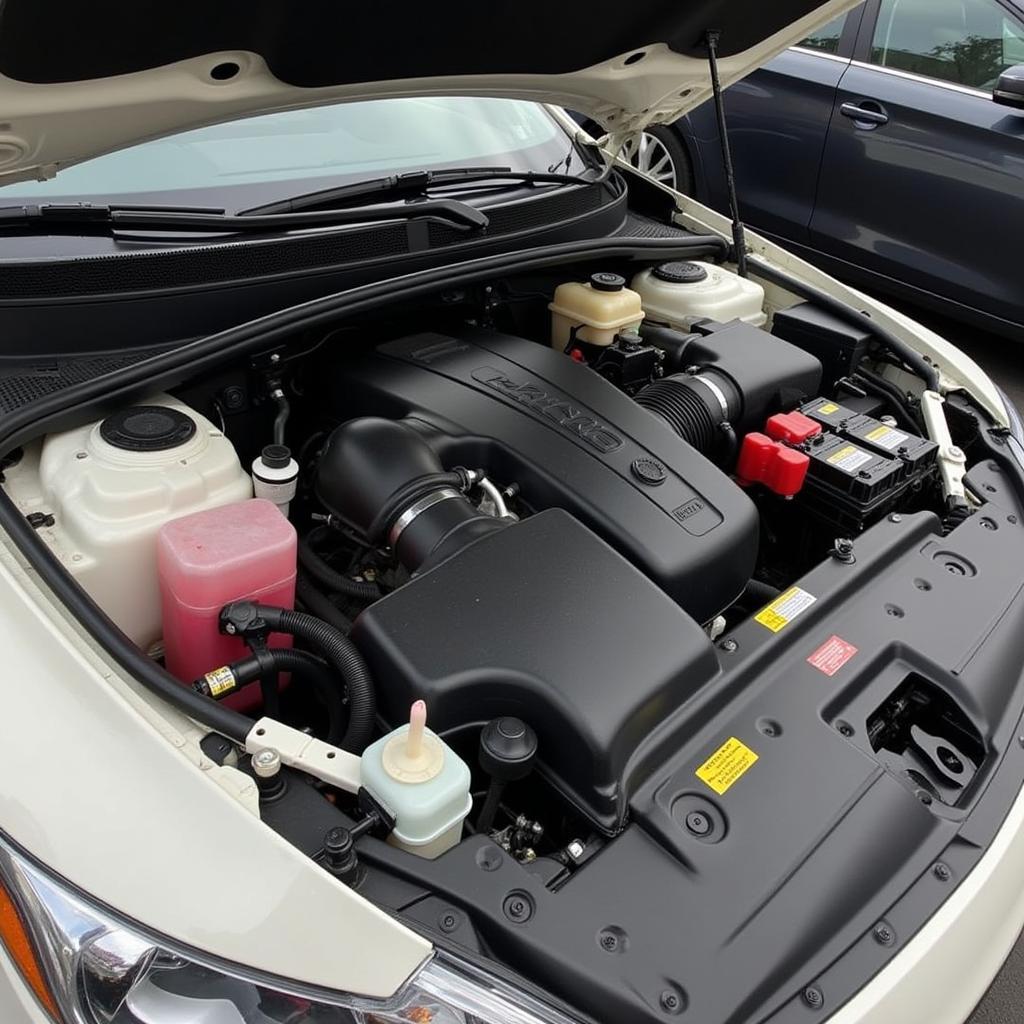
[
  {"left": 0, "top": 198, "right": 489, "bottom": 234},
  {"left": 240, "top": 165, "right": 597, "bottom": 217}
]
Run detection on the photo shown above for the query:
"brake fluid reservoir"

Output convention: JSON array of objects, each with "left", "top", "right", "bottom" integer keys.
[
  {"left": 631, "top": 261, "right": 766, "bottom": 329},
  {"left": 549, "top": 272, "right": 644, "bottom": 349},
  {"left": 4, "top": 396, "right": 252, "bottom": 651},
  {"left": 361, "top": 701, "right": 472, "bottom": 859}
]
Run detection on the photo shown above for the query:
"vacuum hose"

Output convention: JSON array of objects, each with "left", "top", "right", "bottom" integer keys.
[
  {"left": 220, "top": 601, "right": 376, "bottom": 752},
  {"left": 298, "top": 526, "right": 380, "bottom": 602}
]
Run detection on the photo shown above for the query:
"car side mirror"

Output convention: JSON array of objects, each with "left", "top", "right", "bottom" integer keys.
[{"left": 994, "top": 64, "right": 1024, "bottom": 110}]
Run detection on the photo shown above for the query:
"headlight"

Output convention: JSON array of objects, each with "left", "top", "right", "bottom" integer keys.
[{"left": 0, "top": 833, "right": 578, "bottom": 1024}]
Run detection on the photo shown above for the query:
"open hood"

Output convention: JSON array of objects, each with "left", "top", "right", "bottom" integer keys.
[{"left": 0, "top": 0, "right": 859, "bottom": 186}]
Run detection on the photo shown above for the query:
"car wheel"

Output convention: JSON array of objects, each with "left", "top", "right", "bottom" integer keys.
[{"left": 624, "top": 126, "right": 694, "bottom": 194}]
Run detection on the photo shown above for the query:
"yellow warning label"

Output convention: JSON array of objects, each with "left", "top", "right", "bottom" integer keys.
[
  {"left": 816, "top": 402, "right": 840, "bottom": 415},
  {"left": 696, "top": 737, "right": 759, "bottom": 795},
  {"left": 754, "top": 585, "right": 817, "bottom": 633},
  {"left": 204, "top": 666, "right": 237, "bottom": 697},
  {"left": 826, "top": 444, "right": 873, "bottom": 473}
]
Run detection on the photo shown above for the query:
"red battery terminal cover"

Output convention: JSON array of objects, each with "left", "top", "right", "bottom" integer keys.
[
  {"left": 736, "top": 432, "right": 811, "bottom": 497},
  {"left": 765, "top": 410, "right": 822, "bottom": 445}
]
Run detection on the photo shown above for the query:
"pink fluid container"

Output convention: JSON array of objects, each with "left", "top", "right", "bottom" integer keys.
[{"left": 158, "top": 498, "right": 297, "bottom": 707}]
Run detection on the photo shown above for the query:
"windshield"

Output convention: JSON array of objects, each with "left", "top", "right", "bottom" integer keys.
[{"left": 0, "top": 97, "right": 586, "bottom": 210}]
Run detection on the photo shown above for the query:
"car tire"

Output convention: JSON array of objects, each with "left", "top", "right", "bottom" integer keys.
[{"left": 624, "top": 125, "right": 694, "bottom": 194}]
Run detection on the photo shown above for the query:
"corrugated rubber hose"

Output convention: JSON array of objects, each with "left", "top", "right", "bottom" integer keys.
[{"left": 251, "top": 604, "right": 376, "bottom": 753}]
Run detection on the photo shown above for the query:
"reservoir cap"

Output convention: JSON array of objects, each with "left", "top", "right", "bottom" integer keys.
[
  {"left": 652, "top": 261, "right": 709, "bottom": 285},
  {"left": 100, "top": 405, "right": 197, "bottom": 452}
]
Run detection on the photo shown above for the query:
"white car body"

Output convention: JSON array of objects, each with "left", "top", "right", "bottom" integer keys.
[{"left": 0, "top": 1, "right": 1020, "bottom": 1021}]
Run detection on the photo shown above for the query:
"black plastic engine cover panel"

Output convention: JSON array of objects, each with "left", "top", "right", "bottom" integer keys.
[
  {"left": 352, "top": 509, "right": 720, "bottom": 829},
  {"left": 333, "top": 327, "right": 759, "bottom": 623}
]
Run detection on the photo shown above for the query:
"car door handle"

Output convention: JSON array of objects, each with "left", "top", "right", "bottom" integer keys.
[{"left": 840, "top": 102, "right": 889, "bottom": 127}]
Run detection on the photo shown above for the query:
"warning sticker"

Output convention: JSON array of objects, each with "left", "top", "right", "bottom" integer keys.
[
  {"left": 816, "top": 402, "right": 840, "bottom": 415},
  {"left": 696, "top": 737, "right": 759, "bottom": 795},
  {"left": 203, "top": 666, "right": 236, "bottom": 697},
  {"left": 865, "top": 424, "right": 909, "bottom": 451},
  {"left": 827, "top": 444, "right": 873, "bottom": 474},
  {"left": 755, "top": 586, "right": 817, "bottom": 633},
  {"left": 807, "top": 635, "right": 858, "bottom": 677}
]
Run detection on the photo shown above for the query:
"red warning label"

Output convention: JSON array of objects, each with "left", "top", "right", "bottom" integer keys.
[{"left": 807, "top": 635, "right": 858, "bottom": 677}]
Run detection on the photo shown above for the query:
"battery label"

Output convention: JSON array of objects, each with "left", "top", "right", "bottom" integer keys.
[
  {"left": 816, "top": 402, "right": 840, "bottom": 415},
  {"left": 827, "top": 444, "right": 873, "bottom": 473},
  {"left": 755, "top": 586, "right": 817, "bottom": 633},
  {"left": 864, "top": 424, "right": 909, "bottom": 451}
]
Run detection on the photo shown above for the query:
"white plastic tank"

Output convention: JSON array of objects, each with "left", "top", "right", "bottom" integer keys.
[
  {"left": 632, "top": 261, "right": 766, "bottom": 330},
  {"left": 4, "top": 395, "right": 251, "bottom": 651},
  {"left": 549, "top": 272, "right": 644, "bottom": 349}
]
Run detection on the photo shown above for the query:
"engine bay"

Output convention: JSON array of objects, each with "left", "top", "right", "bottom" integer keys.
[{"left": 5, "top": 252, "right": 1018, "bottom": 1021}]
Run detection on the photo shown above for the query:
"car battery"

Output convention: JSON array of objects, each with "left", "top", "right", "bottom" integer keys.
[
  {"left": 792, "top": 398, "right": 939, "bottom": 532},
  {"left": 800, "top": 399, "right": 938, "bottom": 481}
]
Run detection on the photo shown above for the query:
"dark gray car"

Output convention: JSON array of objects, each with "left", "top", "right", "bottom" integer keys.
[{"left": 646, "top": 0, "right": 1024, "bottom": 339}]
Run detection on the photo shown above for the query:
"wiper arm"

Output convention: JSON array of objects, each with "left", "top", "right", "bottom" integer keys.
[
  {"left": 0, "top": 198, "right": 489, "bottom": 234},
  {"left": 240, "top": 165, "right": 598, "bottom": 217}
]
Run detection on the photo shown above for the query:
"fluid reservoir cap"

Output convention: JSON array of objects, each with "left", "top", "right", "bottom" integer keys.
[
  {"left": 651, "top": 261, "right": 710, "bottom": 285},
  {"left": 260, "top": 444, "right": 292, "bottom": 470},
  {"left": 590, "top": 272, "right": 626, "bottom": 292},
  {"left": 480, "top": 717, "right": 538, "bottom": 782},
  {"left": 100, "top": 405, "right": 197, "bottom": 452}
]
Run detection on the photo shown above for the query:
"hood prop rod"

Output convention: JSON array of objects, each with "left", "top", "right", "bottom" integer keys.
[{"left": 706, "top": 29, "right": 749, "bottom": 276}]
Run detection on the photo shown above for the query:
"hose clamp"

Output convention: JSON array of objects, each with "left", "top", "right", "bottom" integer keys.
[
  {"left": 691, "top": 374, "right": 731, "bottom": 419},
  {"left": 388, "top": 488, "right": 462, "bottom": 548}
]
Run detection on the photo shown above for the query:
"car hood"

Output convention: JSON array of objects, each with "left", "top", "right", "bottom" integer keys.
[{"left": 0, "top": 0, "right": 858, "bottom": 186}]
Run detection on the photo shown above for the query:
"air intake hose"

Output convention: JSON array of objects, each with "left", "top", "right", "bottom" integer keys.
[
  {"left": 635, "top": 370, "right": 741, "bottom": 461},
  {"left": 316, "top": 417, "right": 508, "bottom": 572}
]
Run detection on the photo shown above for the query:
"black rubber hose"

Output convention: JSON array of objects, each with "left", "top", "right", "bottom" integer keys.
[
  {"left": 272, "top": 390, "right": 290, "bottom": 446},
  {"left": 296, "top": 573, "right": 354, "bottom": 634},
  {"left": 230, "top": 648, "right": 345, "bottom": 746},
  {"left": 748, "top": 255, "right": 941, "bottom": 392},
  {"left": 248, "top": 604, "right": 375, "bottom": 752},
  {"left": 299, "top": 527, "right": 380, "bottom": 601},
  {"left": 853, "top": 368, "right": 922, "bottom": 432}
]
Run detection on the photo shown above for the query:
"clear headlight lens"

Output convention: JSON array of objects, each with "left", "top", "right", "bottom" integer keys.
[{"left": 0, "top": 834, "right": 578, "bottom": 1024}]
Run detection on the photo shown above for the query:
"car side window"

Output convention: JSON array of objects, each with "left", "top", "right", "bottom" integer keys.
[
  {"left": 799, "top": 14, "right": 849, "bottom": 53},
  {"left": 871, "top": 0, "right": 1024, "bottom": 90}
]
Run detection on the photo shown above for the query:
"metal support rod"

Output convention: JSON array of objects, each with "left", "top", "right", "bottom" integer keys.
[{"left": 706, "top": 30, "right": 749, "bottom": 276}]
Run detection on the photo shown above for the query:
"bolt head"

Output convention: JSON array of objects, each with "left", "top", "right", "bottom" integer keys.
[
  {"left": 802, "top": 986, "right": 824, "bottom": 1009},
  {"left": 252, "top": 749, "right": 281, "bottom": 778},
  {"left": 889, "top": 513, "right": 903, "bottom": 523},
  {"left": 934, "top": 863, "right": 952, "bottom": 881},
  {"left": 719, "top": 638, "right": 738, "bottom": 653},
  {"left": 873, "top": 922, "right": 895, "bottom": 946},
  {"left": 685, "top": 811, "right": 712, "bottom": 837},
  {"left": 567, "top": 840, "right": 585, "bottom": 861}
]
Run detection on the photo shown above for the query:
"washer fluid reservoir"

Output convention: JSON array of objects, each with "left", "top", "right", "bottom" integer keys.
[
  {"left": 5, "top": 396, "right": 252, "bottom": 651},
  {"left": 632, "top": 261, "right": 766, "bottom": 329}
]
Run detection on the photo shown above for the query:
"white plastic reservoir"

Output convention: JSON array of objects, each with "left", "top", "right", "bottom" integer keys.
[
  {"left": 632, "top": 261, "right": 766, "bottom": 330},
  {"left": 4, "top": 395, "right": 251, "bottom": 651}
]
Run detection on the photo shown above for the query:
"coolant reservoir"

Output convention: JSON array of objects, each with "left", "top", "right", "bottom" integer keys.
[
  {"left": 361, "top": 701, "right": 472, "bottom": 859},
  {"left": 631, "top": 261, "right": 766, "bottom": 329},
  {"left": 549, "top": 272, "right": 644, "bottom": 349},
  {"left": 4, "top": 396, "right": 251, "bottom": 650},
  {"left": 158, "top": 498, "right": 296, "bottom": 692}
]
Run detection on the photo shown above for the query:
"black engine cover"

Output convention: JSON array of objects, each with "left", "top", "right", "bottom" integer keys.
[
  {"left": 353, "top": 510, "right": 720, "bottom": 829},
  {"left": 333, "top": 327, "right": 758, "bottom": 622}
]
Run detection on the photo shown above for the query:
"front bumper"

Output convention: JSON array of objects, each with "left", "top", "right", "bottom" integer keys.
[{"left": 827, "top": 767, "right": 1024, "bottom": 1024}]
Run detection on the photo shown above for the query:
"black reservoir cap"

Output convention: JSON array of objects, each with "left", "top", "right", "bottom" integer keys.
[{"left": 100, "top": 405, "right": 196, "bottom": 452}]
